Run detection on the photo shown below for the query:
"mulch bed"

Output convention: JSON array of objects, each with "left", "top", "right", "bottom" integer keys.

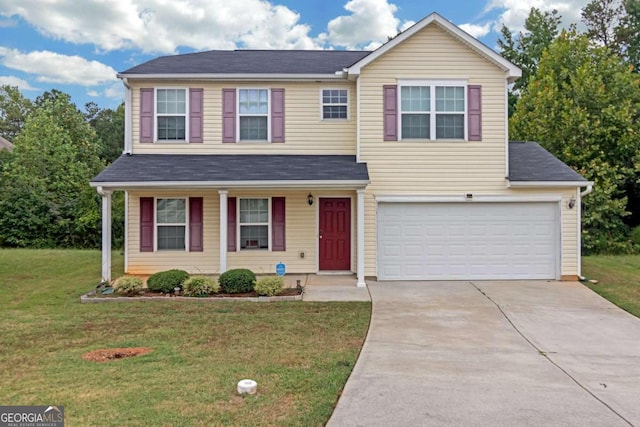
[
  {"left": 98, "top": 288, "right": 302, "bottom": 298},
  {"left": 82, "top": 347, "right": 153, "bottom": 363}
]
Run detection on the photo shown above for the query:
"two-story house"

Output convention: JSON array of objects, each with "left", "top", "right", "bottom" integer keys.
[{"left": 91, "top": 13, "right": 592, "bottom": 287}]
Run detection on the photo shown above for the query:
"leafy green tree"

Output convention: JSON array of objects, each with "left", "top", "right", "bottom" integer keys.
[
  {"left": 0, "top": 92, "right": 105, "bottom": 248},
  {"left": 582, "top": 0, "right": 640, "bottom": 70},
  {"left": 498, "top": 8, "right": 562, "bottom": 115},
  {"left": 582, "top": 0, "right": 626, "bottom": 50},
  {"left": 0, "top": 85, "right": 33, "bottom": 140},
  {"left": 84, "top": 101, "right": 125, "bottom": 163},
  {"left": 511, "top": 30, "right": 640, "bottom": 253}
]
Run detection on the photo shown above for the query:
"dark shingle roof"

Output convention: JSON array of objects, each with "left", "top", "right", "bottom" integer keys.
[
  {"left": 92, "top": 154, "right": 369, "bottom": 184},
  {"left": 120, "top": 50, "right": 371, "bottom": 75},
  {"left": 509, "top": 141, "right": 586, "bottom": 182}
]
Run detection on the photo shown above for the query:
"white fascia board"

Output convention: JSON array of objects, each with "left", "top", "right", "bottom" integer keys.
[
  {"left": 91, "top": 180, "right": 370, "bottom": 190},
  {"left": 508, "top": 180, "right": 594, "bottom": 188},
  {"left": 346, "top": 13, "right": 521, "bottom": 80},
  {"left": 375, "top": 194, "right": 562, "bottom": 203},
  {"left": 117, "top": 73, "right": 346, "bottom": 81}
]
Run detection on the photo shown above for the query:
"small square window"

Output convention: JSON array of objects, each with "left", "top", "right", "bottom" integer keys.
[{"left": 322, "top": 89, "right": 348, "bottom": 119}]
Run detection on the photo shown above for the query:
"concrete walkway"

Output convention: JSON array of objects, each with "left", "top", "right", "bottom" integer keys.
[
  {"left": 298, "top": 274, "right": 370, "bottom": 302},
  {"left": 328, "top": 280, "right": 640, "bottom": 426}
]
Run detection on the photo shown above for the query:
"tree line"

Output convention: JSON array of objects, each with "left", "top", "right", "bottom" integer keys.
[
  {"left": 500, "top": 0, "right": 640, "bottom": 254},
  {"left": 0, "top": 0, "right": 638, "bottom": 253},
  {"left": 0, "top": 89, "right": 124, "bottom": 248}
]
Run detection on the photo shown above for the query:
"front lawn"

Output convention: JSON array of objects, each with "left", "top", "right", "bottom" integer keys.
[
  {"left": 582, "top": 255, "right": 640, "bottom": 317},
  {"left": 0, "top": 249, "right": 371, "bottom": 426}
]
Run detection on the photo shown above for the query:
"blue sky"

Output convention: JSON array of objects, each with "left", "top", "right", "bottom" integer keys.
[{"left": 0, "top": 0, "right": 588, "bottom": 111}]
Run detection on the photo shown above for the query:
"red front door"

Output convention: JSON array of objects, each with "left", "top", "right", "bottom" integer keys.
[{"left": 319, "top": 198, "right": 351, "bottom": 271}]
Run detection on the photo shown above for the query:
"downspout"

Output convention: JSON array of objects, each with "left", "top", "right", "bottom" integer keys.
[
  {"left": 577, "top": 183, "right": 593, "bottom": 279},
  {"left": 121, "top": 77, "right": 133, "bottom": 155}
]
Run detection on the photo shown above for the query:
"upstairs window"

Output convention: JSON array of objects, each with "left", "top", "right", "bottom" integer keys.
[
  {"left": 156, "top": 89, "right": 187, "bottom": 141},
  {"left": 322, "top": 89, "right": 348, "bottom": 119},
  {"left": 238, "top": 89, "right": 269, "bottom": 141},
  {"left": 399, "top": 81, "right": 466, "bottom": 140}
]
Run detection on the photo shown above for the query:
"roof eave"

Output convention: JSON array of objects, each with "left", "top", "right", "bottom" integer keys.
[
  {"left": 117, "top": 73, "right": 347, "bottom": 81},
  {"left": 507, "top": 180, "right": 593, "bottom": 188},
  {"left": 90, "top": 179, "right": 370, "bottom": 190},
  {"left": 345, "top": 12, "right": 521, "bottom": 80}
]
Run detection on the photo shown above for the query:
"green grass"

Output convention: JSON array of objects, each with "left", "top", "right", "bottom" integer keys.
[
  {"left": 0, "top": 249, "right": 371, "bottom": 426},
  {"left": 582, "top": 255, "right": 640, "bottom": 317}
]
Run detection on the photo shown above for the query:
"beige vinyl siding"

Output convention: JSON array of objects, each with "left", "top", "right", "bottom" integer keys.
[
  {"left": 127, "top": 190, "right": 219, "bottom": 275},
  {"left": 357, "top": 23, "right": 580, "bottom": 278},
  {"left": 126, "top": 189, "right": 356, "bottom": 275},
  {"left": 227, "top": 190, "right": 356, "bottom": 274},
  {"left": 359, "top": 24, "right": 512, "bottom": 276},
  {"left": 130, "top": 81, "right": 357, "bottom": 155}
]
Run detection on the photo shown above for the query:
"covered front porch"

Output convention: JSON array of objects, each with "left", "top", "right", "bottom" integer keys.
[{"left": 91, "top": 154, "right": 369, "bottom": 287}]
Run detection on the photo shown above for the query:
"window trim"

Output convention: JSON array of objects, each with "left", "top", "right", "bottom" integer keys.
[
  {"left": 320, "top": 88, "right": 349, "bottom": 120},
  {"left": 397, "top": 79, "right": 468, "bottom": 141},
  {"left": 237, "top": 197, "right": 272, "bottom": 251},
  {"left": 154, "top": 197, "right": 189, "bottom": 252},
  {"left": 236, "top": 88, "right": 271, "bottom": 143},
  {"left": 154, "top": 87, "right": 190, "bottom": 143}
]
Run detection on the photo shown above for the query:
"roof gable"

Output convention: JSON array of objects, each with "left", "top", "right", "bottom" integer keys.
[{"left": 346, "top": 13, "right": 521, "bottom": 82}]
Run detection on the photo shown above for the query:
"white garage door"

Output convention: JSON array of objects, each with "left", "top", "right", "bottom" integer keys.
[{"left": 377, "top": 202, "right": 559, "bottom": 280}]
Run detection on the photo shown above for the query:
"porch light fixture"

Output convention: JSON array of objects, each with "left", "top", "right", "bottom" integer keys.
[
  {"left": 567, "top": 196, "right": 576, "bottom": 209},
  {"left": 307, "top": 193, "right": 314, "bottom": 206}
]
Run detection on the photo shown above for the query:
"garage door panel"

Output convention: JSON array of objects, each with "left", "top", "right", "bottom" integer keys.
[{"left": 377, "top": 202, "right": 558, "bottom": 280}]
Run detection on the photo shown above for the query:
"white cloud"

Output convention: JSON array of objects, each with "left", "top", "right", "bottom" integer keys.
[
  {"left": 0, "top": 48, "right": 117, "bottom": 85},
  {"left": 459, "top": 23, "right": 492, "bottom": 39},
  {"left": 103, "top": 82, "right": 124, "bottom": 100},
  {"left": 323, "top": 0, "right": 413, "bottom": 49},
  {"left": 485, "top": 0, "right": 589, "bottom": 34},
  {"left": 87, "top": 90, "right": 99, "bottom": 97},
  {"left": 0, "top": 75, "right": 38, "bottom": 90},
  {"left": 0, "top": 0, "right": 323, "bottom": 53}
]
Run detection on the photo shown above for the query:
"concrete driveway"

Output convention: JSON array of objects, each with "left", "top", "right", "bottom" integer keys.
[{"left": 328, "top": 280, "right": 640, "bottom": 426}]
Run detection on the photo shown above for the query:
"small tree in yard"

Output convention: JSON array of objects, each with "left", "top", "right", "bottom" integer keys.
[{"left": 510, "top": 30, "right": 640, "bottom": 254}]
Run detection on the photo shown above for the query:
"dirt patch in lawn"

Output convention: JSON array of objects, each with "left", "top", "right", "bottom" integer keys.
[{"left": 82, "top": 347, "right": 153, "bottom": 363}]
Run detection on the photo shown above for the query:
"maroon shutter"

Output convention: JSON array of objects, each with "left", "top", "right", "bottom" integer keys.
[
  {"left": 272, "top": 197, "right": 286, "bottom": 251},
  {"left": 383, "top": 85, "right": 398, "bottom": 141},
  {"left": 271, "top": 88, "right": 285, "bottom": 143},
  {"left": 189, "top": 88, "right": 203, "bottom": 143},
  {"left": 468, "top": 85, "right": 482, "bottom": 141},
  {"left": 222, "top": 88, "right": 236, "bottom": 143},
  {"left": 227, "top": 197, "right": 237, "bottom": 251},
  {"left": 189, "top": 197, "right": 203, "bottom": 251},
  {"left": 140, "top": 197, "right": 154, "bottom": 252},
  {"left": 140, "top": 88, "right": 154, "bottom": 143}
]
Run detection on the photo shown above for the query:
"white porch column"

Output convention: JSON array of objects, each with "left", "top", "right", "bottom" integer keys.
[
  {"left": 98, "top": 187, "right": 112, "bottom": 283},
  {"left": 356, "top": 188, "right": 366, "bottom": 287},
  {"left": 219, "top": 190, "right": 228, "bottom": 274}
]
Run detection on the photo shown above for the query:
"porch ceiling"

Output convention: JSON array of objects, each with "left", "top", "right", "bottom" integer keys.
[{"left": 91, "top": 154, "right": 369, "bottom": 189}]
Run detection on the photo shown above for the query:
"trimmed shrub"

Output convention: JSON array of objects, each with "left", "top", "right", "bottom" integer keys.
[
  {"left": 219, "top": 268, "right": 256, "bottom": 294},
  {"left": 254, "top": 276, "right": 284, "bottom": 297},
  {"left": 114, "top": 276, "right": 144, "bottom": 296},
  {"left": 147, "top": 269, "right": 189, "bottom": 293},
  {"left": 183, "top": 276, "right": 219, "bottom": 297}
]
